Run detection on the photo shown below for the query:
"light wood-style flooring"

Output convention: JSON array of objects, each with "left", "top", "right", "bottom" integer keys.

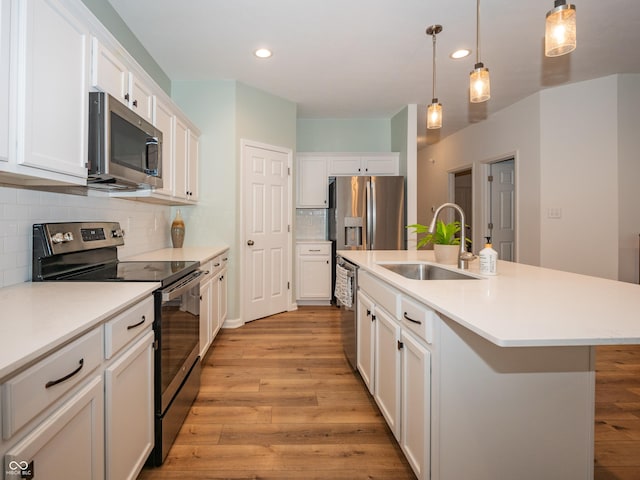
[{"left": 138, "top": 306, "right": 640, "bottom": 480}]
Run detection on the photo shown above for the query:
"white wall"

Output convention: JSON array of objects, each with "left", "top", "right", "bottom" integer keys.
[
  {"left": 617, "top": 74, "right": 640, "bottom": 284},
  {"left": 418, "top": 94, "right": 541, "bottom": 265},
  {"left": 540, "top": 75, "right": 619, "bottom": 279},
  {"left": 0, "top": 186, "right": 171, "bottom": 288}
]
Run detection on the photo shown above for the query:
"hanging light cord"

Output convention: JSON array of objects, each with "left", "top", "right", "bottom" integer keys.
[
  {"left": 432, "top": 32, "right": 437, "bottom": 100},
  {"left": 476, "top": 0, "right": 481, "bottom": 65}
]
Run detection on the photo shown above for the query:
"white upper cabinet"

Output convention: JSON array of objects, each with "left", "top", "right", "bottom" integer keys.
[
  {"left": 129, "top": 71, "right": 154, "bottom": 122},
  {"left": 10, "top": 0, "right": 89, "bottom": 183},
  {"left": 154, "top": 96, "right": 175, "bottom": 198},
  {"left": 0, "top": 0, "right": 10, "bottom": 164},
  {"left": 91, "top": 37, "right": 127, "bottom": 104},
  {"left": 172, "top": 116, "right": 199, "bottom": 202},
  {"left": 91, "top": 37, "right": 154, "bottom": 123},
  {"left": 327, "top": 153, "right": 399, "bottom": 176},
  {"left": 296, "top": 155, "right": 328, "bottom": 208}
]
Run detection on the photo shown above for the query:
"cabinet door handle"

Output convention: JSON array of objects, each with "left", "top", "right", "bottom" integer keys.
[
  {"left": 45, "top": 359, "right": 84, "bottom": 389},
  {"left": 124, "top": 93, "right": 130, "bottom": 101},
  {"left": 366, "top": 309, "right": 371, "bottom": 317},
  {"left": 371, "top": 314, "right": 376, "bottom": 321},
  {"left": 403, "top": 312, "right": 422, "bottom": 325},
  {"left": 133, "top": 99, "right": 138, "bottom": 108},
  {"left": 397, "top": 340, "right": 404, "bottom": 350},
  {"left": 127, "top": 315, "right": 146, "bottom": 330}
]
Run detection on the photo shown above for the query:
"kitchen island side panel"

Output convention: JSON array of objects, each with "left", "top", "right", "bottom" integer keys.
[{"left": 432, "top": 315, "right": 594, "bottom": 480}]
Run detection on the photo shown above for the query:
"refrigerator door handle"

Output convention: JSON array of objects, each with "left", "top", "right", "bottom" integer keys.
[{"left": 367, "top": 179, "right": 375, "bottom": 250}]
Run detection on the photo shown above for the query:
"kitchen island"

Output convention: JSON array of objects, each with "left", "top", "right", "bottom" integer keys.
[{"left": 338, "top": 249, "right": 640, "bottom": 480}]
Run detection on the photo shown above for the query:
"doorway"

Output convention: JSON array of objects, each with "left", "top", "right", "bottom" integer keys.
[
  {"left": 453, "top": 169, "right": 473, "bottom": 250},
  {"left": 241, "top": 140, "right": 292, "bottom": 322},
  {"left": 487, "top": 158, "right": 515, "bottom": 261}
]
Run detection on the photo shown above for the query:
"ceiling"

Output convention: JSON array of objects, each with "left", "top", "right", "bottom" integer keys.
[{"left": 107, "top": 0, "right": 640, "bottom": 144}]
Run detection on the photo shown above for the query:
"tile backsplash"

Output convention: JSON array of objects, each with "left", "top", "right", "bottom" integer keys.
[
  {"left": 0, "top": 186, "right": 174, "bottom": 288},
  {"left": 296, "top": 208, "right": 328, "bottom": 240}
]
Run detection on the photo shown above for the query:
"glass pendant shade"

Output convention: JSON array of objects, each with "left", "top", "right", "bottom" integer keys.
[
  {"left": 545, "top": 0, "right": 576, "bottom": 57},
  {"left": 469, "top": 63, "right": 490, "bottom": 103},
  {"left": 427, "top": 100, "right": 442, "bottom": 129}
]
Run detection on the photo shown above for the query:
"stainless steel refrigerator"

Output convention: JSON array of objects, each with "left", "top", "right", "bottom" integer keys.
[{"left": 329, "top": 175, "right": 405, "bottom": 252}]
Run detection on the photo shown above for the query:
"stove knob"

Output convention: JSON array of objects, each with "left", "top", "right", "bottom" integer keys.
[
  {"left": 112, "top": 228, "right": 125, "bottom": 238},
  {"left": 51, "top": 233, "right": 64, "bottom": 244},
  {"left": 63, "top": 232, "right": 74, "bottom": 242}
]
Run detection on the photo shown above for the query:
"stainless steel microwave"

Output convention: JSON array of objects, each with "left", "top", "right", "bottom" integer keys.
[{"left": 87, "top": 92, "right": 163, "bottom": 190}]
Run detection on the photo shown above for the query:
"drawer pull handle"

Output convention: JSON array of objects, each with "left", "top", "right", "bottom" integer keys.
[
  {"left": 127, "top": 316, "right": 146, "bottom": 330},
  {"left": 308, "top": 249, "right": 321, "bottom": 252},
  {"left": 223, "top": 257, "right": 228, "bottom": 261},
  {"left": 203, "top": 270, "right": 211, "bottom": 275},
  {"left": 403, "top": 312, "right": 422, "bottom": 325},
  {"left": 214, "top": 263, "right": 221, "bottom": 267},
  {"left": 45, "top": 359, "right": 84, "bottom": 389}
]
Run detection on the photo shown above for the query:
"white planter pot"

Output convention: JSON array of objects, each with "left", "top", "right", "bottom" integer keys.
[{"left": 434, "top": 244, "right": 459, "bottom": 265}]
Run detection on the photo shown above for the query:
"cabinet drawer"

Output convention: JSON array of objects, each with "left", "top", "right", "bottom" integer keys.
[
  {"left": 2, "top": 328, "right": 103, "bottom": 439},
  {"left": 359, "top": 271, "right": 400, "bottom": 318},
  {"left": 104, "top": 296, "right": 154, "bottom": 359},
  {"left": 298, "top": 243, "right": 331, "bottom": 255},
  {"left": 401, "top": 296, "right": 435, "bottom": 344}
]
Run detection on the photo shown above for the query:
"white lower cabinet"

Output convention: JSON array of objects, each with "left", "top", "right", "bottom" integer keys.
[
  {"left": 296, "top": 242, "right": 331, "bottom": 304},
  {"left": 1, "top": 295, "right": 155, "bottom": 480},
  {"left": 4, "top": 375, "right": 104, "bottom": 480},
  {"left": 356, "top": 290, "right": 375, "bottom": 394},
  {"left": 104, "top": 330, "right": 154, "bottom": 480},
  {"left": 400, "top": 329, "right": 431, "bottom": 480},
  {"left": 199, "top": 252, "right": 229, "bottom": 359},
  {"left": 357, "top": 271, "right": 431, "bottom": 480},
  {"left": 374, "top": 307, "right": 401, "bottom": 441}
]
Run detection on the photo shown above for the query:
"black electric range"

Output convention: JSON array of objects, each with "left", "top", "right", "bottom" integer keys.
[
  {"left": 31, "top": 221, "right": 203, "bottom": 466},
  {"left": 32, "top": 222, "right": 199, "bottom": 285}
]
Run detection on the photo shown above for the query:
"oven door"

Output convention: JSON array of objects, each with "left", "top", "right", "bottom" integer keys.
[{"left": 156, "top": 269, "right": 204, "bottom": 414}]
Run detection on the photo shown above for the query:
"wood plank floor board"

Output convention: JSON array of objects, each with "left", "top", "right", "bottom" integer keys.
[{"left": 138, "top": 307, "right": 640, "bottom": 480}]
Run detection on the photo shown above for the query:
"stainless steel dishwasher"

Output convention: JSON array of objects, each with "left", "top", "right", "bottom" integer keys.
[{"left": 336, "top": 256, "right": 358, "bottom": 370}]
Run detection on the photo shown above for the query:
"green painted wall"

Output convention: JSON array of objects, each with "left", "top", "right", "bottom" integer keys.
[
  {"left": 390, "top": 106, "right": 409, "bottom": 177},
  {"left": 80, "top": 0, "right": 171, "bottom": 93},
  {"left": 297, "top": 118, "right": 391, "bottom": 152},
  {"left": 172, "top": 80, "right": 297, "bottom": 322}
]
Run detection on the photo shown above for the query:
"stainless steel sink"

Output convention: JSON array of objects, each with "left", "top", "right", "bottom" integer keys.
[{"left": 379, "top": 263, "right": 480, "bottom": 280}]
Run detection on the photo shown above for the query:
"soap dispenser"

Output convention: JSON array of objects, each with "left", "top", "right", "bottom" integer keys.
[{"left": 479, "top": 236, "right": 498, "bottom": 275}]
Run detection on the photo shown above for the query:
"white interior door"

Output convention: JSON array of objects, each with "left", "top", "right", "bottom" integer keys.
[
  {"left": 489, "top": 159, "right": 515, "bottom": 261},
  {"left": 242, "top": 142, "right": 290, "bottom": 322}
]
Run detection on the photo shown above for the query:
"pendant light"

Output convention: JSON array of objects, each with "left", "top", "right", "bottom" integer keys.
[
  {"left": 469, "top": 0, "right": 490, "bottom": 103},
  {"left": 545, "top": 0, "right": 576, "bottom": 57},
  {"left": 426, "top": 25, "right": 443, "bottom": 130}
]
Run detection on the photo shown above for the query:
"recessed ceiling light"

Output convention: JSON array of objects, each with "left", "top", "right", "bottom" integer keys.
[
  {"left": 254, "top": 48, "right": 272, "bottom": 59},
  {"left": 450, "top": 49, "right": 471, "bottom": 59}
]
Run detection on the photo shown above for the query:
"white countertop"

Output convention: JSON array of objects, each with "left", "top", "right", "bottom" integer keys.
[
  {"left": 338, "top": 250, "right": 640, "bottom": 348},
  {"left": 124, "top": 246, "right": 228, "bottom": 263},
  {"left": 0, "top": 282, "right": 158, "bottom": 381},
  {"left": 0, "top": 245, "right": 228, "bottom": 382}
]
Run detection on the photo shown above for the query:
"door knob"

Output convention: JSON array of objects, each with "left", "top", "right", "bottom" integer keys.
[{"left": 247, "top": 240, "right": 254, "bottom": 246}]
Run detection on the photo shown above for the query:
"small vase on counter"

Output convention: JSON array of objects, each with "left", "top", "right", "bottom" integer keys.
[{"left": 171, "top": 210, "right": 185, "bottom": 248}]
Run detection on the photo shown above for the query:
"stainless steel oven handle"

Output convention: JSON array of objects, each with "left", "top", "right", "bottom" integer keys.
[{"left": 161, "top": 270, "right": 205, "bottom": 302}]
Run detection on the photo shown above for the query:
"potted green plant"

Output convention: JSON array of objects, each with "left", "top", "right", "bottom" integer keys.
[{"left": 407, "top": 220, "right": 470, "bottom": 264}]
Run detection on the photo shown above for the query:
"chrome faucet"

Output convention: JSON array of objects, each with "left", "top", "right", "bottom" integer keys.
[{"left": 428, "top": 202, "right": 474, "bottom": 269}]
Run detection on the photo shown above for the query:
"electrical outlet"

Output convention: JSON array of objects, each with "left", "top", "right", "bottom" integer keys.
[{"left": 547, "top": 207, "right": 562, "bottom": 219}]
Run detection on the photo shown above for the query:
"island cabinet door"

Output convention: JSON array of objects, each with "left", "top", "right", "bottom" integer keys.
[
  {"left": 400, "top": 329, "right": 431, "bottom": 480},
  {"left": 356, "top": 290, "right": 375, "bottom": 394},
  {"left": 374, "top": 307, "right": 402, "bottom": 441}
]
